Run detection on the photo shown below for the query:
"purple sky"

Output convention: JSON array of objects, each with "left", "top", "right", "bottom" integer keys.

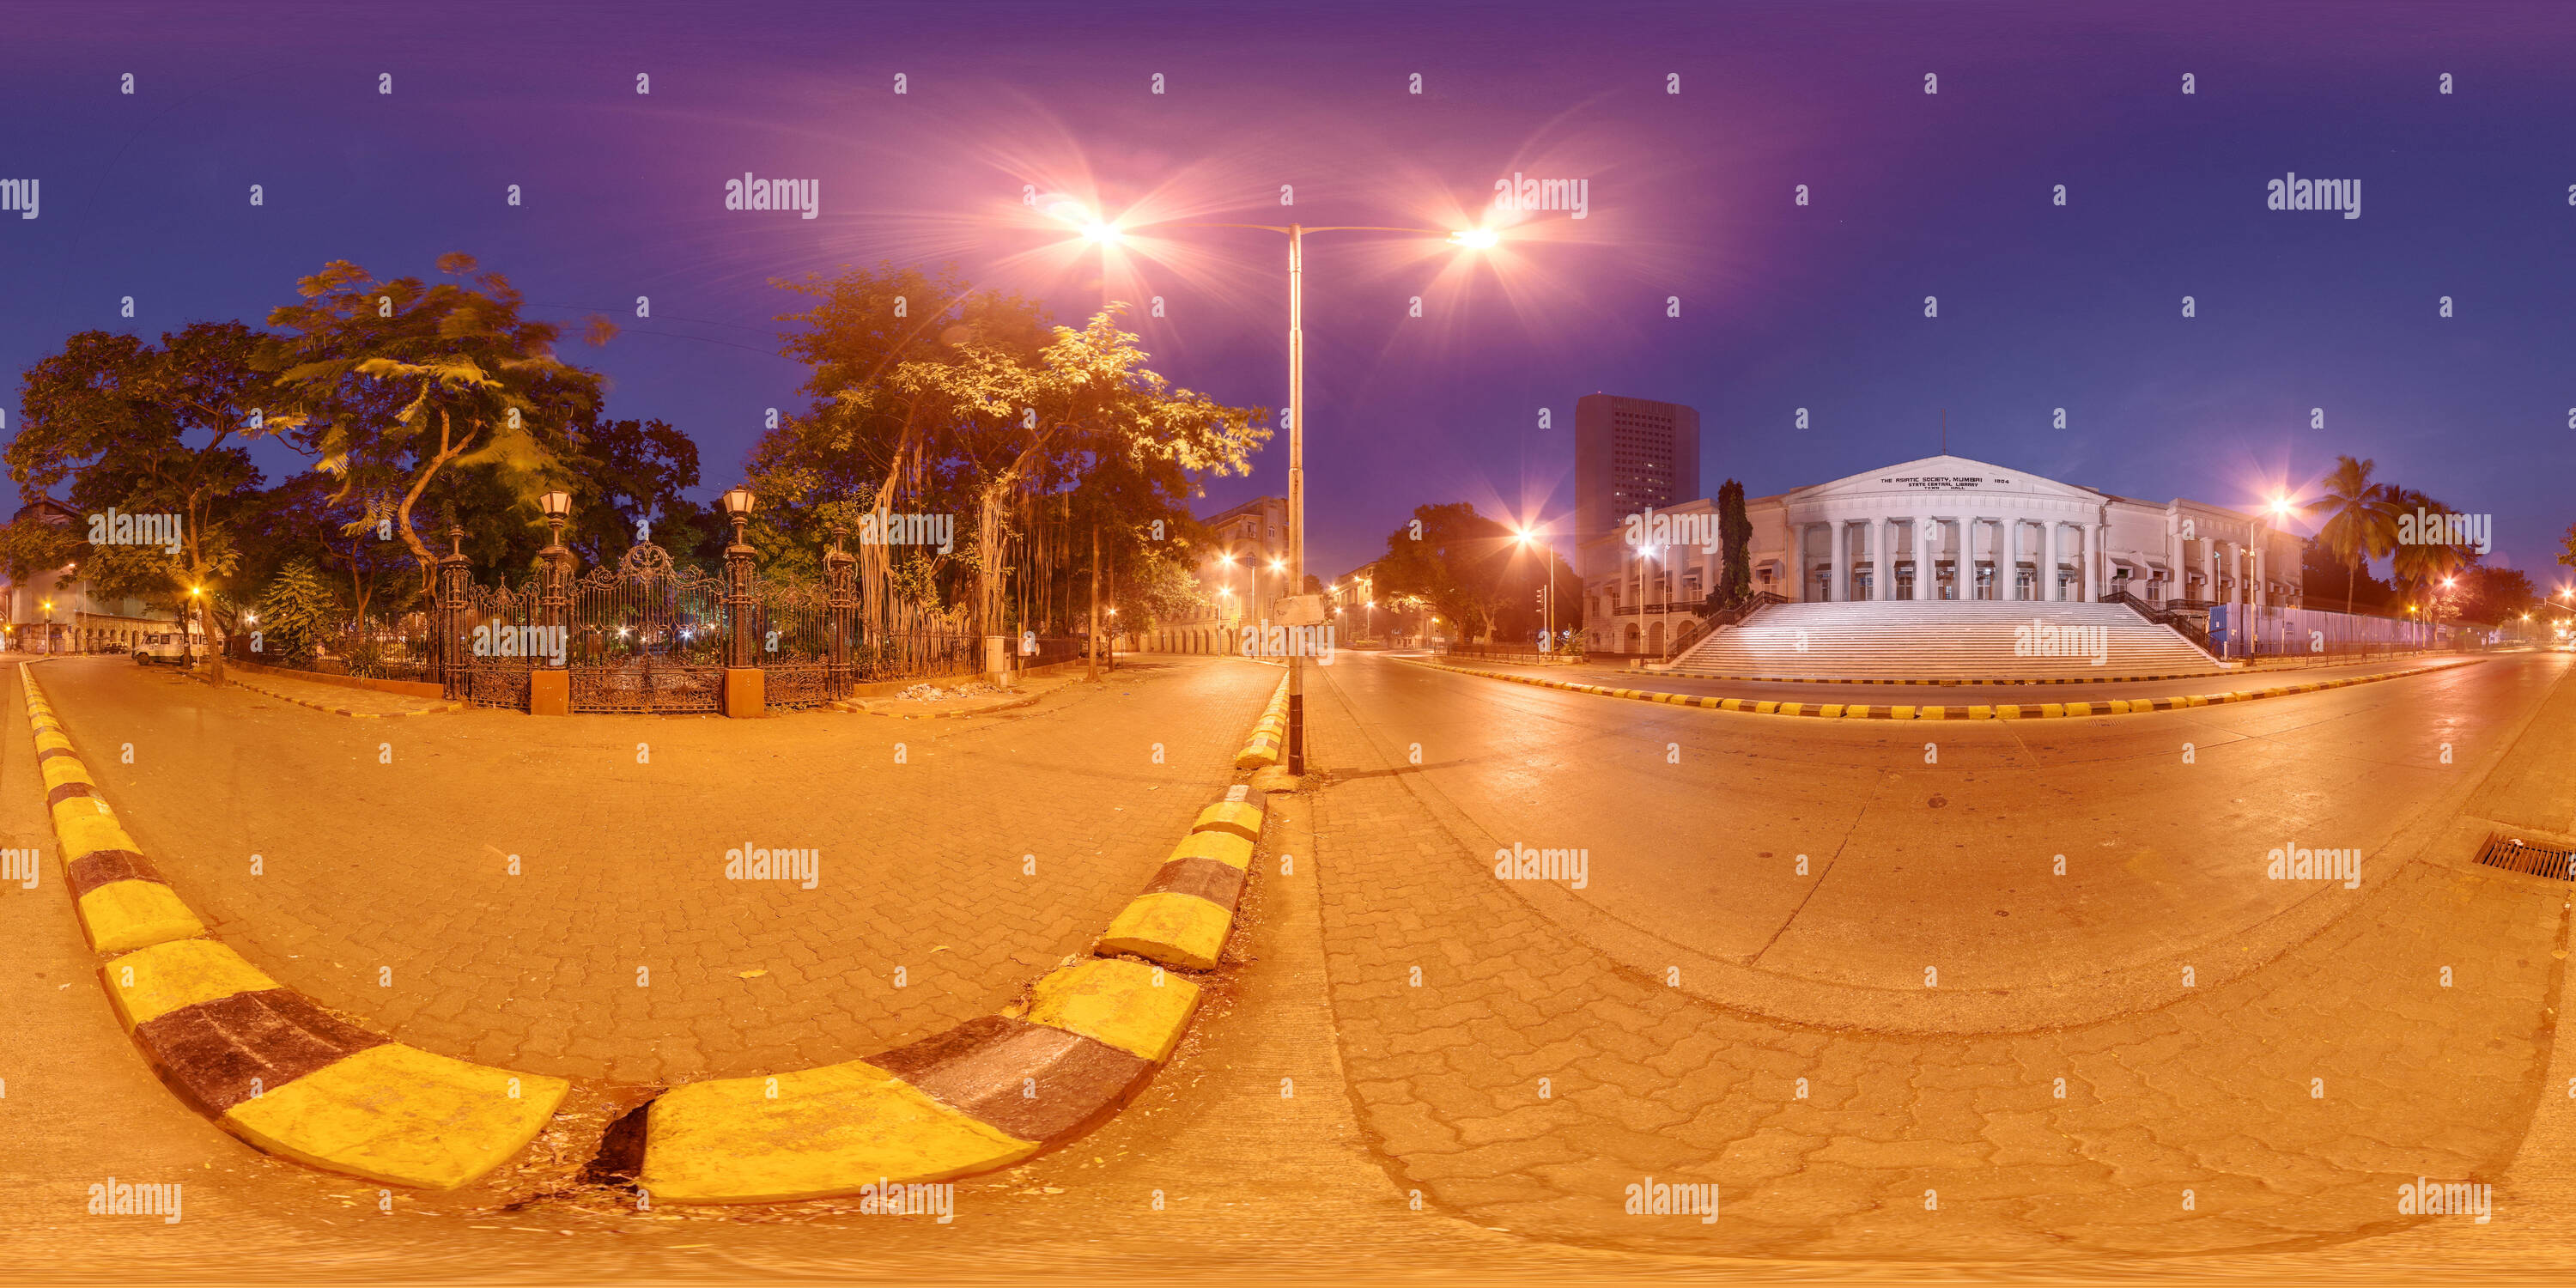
[{"left": 4, "top": 0, "right": 2573, "bottom": 581}]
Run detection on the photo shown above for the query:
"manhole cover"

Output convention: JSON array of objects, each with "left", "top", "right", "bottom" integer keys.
[{"left": 2474, "top": 832, "right": 2576, "bottom": 880}]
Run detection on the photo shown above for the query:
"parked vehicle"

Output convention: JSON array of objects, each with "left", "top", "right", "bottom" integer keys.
[{"left": 134, "top": 631, "right": 207, "bottom": 665}]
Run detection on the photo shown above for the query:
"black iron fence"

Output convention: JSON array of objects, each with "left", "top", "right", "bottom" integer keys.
[
  {"left": 227, "top": 517, "right": 1095, "bottom": 713},
  {"left": 228, "top": 611, "right": 437, "bottom": 682}
]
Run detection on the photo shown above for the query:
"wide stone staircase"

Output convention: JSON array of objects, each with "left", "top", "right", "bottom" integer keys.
[{"left": 1658, "top": 600, "right": 2223, "bottom": 680}]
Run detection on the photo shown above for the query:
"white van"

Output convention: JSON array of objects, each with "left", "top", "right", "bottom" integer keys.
[{"left": 134, "top": 631, "right": 207, "bottom": 665}]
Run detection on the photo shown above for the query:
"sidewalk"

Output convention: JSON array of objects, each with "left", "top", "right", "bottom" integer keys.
[
  {"left": 209, "top": 665, "right": 460, "bottom": 718},
  {"left": 833, "top": 672, "right": 1071, "bottom": 718},
  {"left": 834, "top": 659, "right": 1160, "bottom": 718}
]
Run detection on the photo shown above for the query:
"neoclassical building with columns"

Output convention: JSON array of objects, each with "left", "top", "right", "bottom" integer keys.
[{"left": 1582, "top": 454, "right": 2304, "bottom": 653}]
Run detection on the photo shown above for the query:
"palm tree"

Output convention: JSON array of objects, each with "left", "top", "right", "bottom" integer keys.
[
  {"left": 2306, "top": 455, "right": 2398, "bottom": 613},
  {"left": 2386, "top": 487, "right": 2465, "bottom": 616}
]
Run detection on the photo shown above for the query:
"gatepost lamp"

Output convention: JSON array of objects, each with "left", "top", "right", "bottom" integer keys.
[
  {"left": 536, "top": 489, "right": 574, "bottom": 667},
  {"left": 720, "top": 486, "right": 758, "bottom": 669},
  {"left": 539, "top": 489, "right": 573, "bottom": 549}
]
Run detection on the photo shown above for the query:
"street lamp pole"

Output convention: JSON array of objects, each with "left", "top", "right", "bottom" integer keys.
[
  {"left": 1046, "top": 208, "right": 1502, "bottom": 777},
  {"left": 1538, "top": 539, "right": 1553, "bottom": 654},
  {"left": 1287, "top": 224, "right": 1307, "bottom": 775}
]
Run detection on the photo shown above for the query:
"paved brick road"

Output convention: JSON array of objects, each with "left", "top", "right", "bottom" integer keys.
[
  {"left": 13, "top": 650, "right": 2576, "bottom": 1278},
  {"left": 27, "top": 654, "right": 1273, "bottom": 1084},
  {"left": 1303, "top": 652, "right": 2576, "bottom": 1258}
]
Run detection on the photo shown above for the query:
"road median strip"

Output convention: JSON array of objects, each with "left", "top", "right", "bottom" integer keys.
[
  {"left": 630, "top": 679, "right": 1280, "bottom": 1204},
  {"left": 1398, "top": 654, "right": 2476, "bottom": 721},
  {"left": 20, "top": 665, "right": 567, "bottom": 1190}
]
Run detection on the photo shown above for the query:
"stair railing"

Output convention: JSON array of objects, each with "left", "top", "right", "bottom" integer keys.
[
  {"left": 1666, "top": 591, "right": 1789, "bottom": 659},
  {"left": 2099, "top": 590, "right": 2220, "bottom": 659}
]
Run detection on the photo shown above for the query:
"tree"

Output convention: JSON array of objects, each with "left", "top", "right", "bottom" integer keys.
[
  {"left": 262, "top": 254, "right": 615, "bottom": 592},
  {"left": 2301, "top": 537, "right": 2393, "bottom": 611},
  {"left": 236, "top": 471, "right": 421, "bottom": 624},
  {"left": 2451, "top": 564, "right": 2535, "bottom": 625},
  {"left": 2385, "top": 487, "right": 2466, "bottom": 615},
  {"left": 0, "top": 511, "right": 80, "bottom": 584},
  {"left": 9, "top": 322, "right": 270, "bottom": 623},
  {"left": 563, "top": 416, "right": 708, "bottom": 569},
  {"left": 1121, "top": 543, "right": 1208, "bottom": 632},
  {"left": 756, "top": 265, "right": 1266, "bottom": 637},
  {"left": 1377, "top": 502, "right": 1514, "bottom": 642},
  {"left": 250, "top": 558, "right": 340, "bottom": 665},
  {"left": 2305, "top": 455, "right": 2398, "bottom": 613}
]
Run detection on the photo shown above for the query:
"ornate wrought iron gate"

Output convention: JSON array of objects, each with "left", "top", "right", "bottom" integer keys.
[{"left": 569, "top": 543, "right": 727, "bottom": 714}]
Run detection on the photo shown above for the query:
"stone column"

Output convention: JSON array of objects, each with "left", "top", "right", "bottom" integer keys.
[
  {"left": 1872, "top": 516, "right": 1889, "bottom": 600},
  {"left": 2166, "top": 516, "right": 2184, "bottom": 604},
  {"left": 2019, "top": 518, "right": 2033, "bottom": 600},
  {"left": 1918, "top": 516, "right": 1935, "bottom": 600},
  {"left": 2253, "top": 541, "right": 2267, "bottom": 610},
  {"left": 1906, "top": 515, "right": 1927, "bottom": 600},
  {"left": 1830, "top": 520, "right": 1849, "bottom": 602},
  {"left": 2086, "top": 523, "right": 2105, "bottom": 601},
  {"left": 2044, "top": 520, "right": 2063, "bottom": 602},
  {"left": 1996, "top": 519, "right": 2014, "bottom": 601}
]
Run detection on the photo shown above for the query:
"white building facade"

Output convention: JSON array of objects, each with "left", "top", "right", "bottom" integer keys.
[{"left": 1583, "top": 454, "right": 2302, "bottom": 653}]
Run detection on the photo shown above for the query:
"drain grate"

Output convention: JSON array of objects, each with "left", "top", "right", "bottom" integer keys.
[{"left": 2474, "top": 831, "right": 2576, "bottom": 880}]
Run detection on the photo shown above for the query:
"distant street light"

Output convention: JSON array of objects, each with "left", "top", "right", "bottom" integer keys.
[{"left": 1514, "top": 525, "right": 1558, "bottom": 655}]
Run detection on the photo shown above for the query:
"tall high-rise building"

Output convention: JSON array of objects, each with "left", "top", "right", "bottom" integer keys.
[{"left": 1573, "top": 393, "right": 1700, "bottom": 575}]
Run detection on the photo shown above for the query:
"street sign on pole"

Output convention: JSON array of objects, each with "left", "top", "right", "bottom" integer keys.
[{"left": 1274, "top": 594, "right": 1327, "bottom": 627}]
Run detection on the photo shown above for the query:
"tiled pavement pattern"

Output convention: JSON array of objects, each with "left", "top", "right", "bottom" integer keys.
[
  {"left": 215, "top": 667, "right": 460, "bottom": 717},
  {"left": 1305, "top": 652, "right": 2574, "bottom": 1259},
  {"left": 31, "top": 656, "right": 1273, "bottom": 1084}
]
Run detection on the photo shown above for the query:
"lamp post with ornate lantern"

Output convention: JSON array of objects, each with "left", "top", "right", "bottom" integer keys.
[
  {"left": 538, "top": 490, "right": 573, "bottom": 654},
  {"left": 525, "top": 490, "right": 576, "bottom": 714},
  {"left": 719, "top": 486, "right": 762, "bottom": 717}
]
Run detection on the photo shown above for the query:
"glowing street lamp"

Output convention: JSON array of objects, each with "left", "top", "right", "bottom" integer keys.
[
  {"left": 1047, "top": 200, "right": 1504, "bottom": 775},
  {"left": 1514, "top": 524, "right": 1558, "bottom": 655}
]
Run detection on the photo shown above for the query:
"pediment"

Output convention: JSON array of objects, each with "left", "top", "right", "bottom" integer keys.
[{"left": 1787, "top": 455, "right": 2105, "bottom": 504}]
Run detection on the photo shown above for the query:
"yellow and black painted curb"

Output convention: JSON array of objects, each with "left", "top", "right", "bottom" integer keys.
[
  {"left": 222, "top": 671, "right": 463, "bottom": 718},
  {"left": 1230, "top": 671, "right": 1292, "bottom": 770},
  {"left": 1401, "top": 655, "right": 2476, "bottom": 720},
  {"left": 20, "top": 665, "right": 567, "bottom": 1190},
  {"left": 1627, "top": 667, "right": 2230, "bottom": 686},
  {"left": 627, "top": 681, "right": 1280, "bottom": 1203}
]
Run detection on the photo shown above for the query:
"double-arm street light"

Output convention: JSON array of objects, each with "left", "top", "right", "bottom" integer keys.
[{"left": 1050, "top": 204, "right": 1503, "bottom": 775}]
